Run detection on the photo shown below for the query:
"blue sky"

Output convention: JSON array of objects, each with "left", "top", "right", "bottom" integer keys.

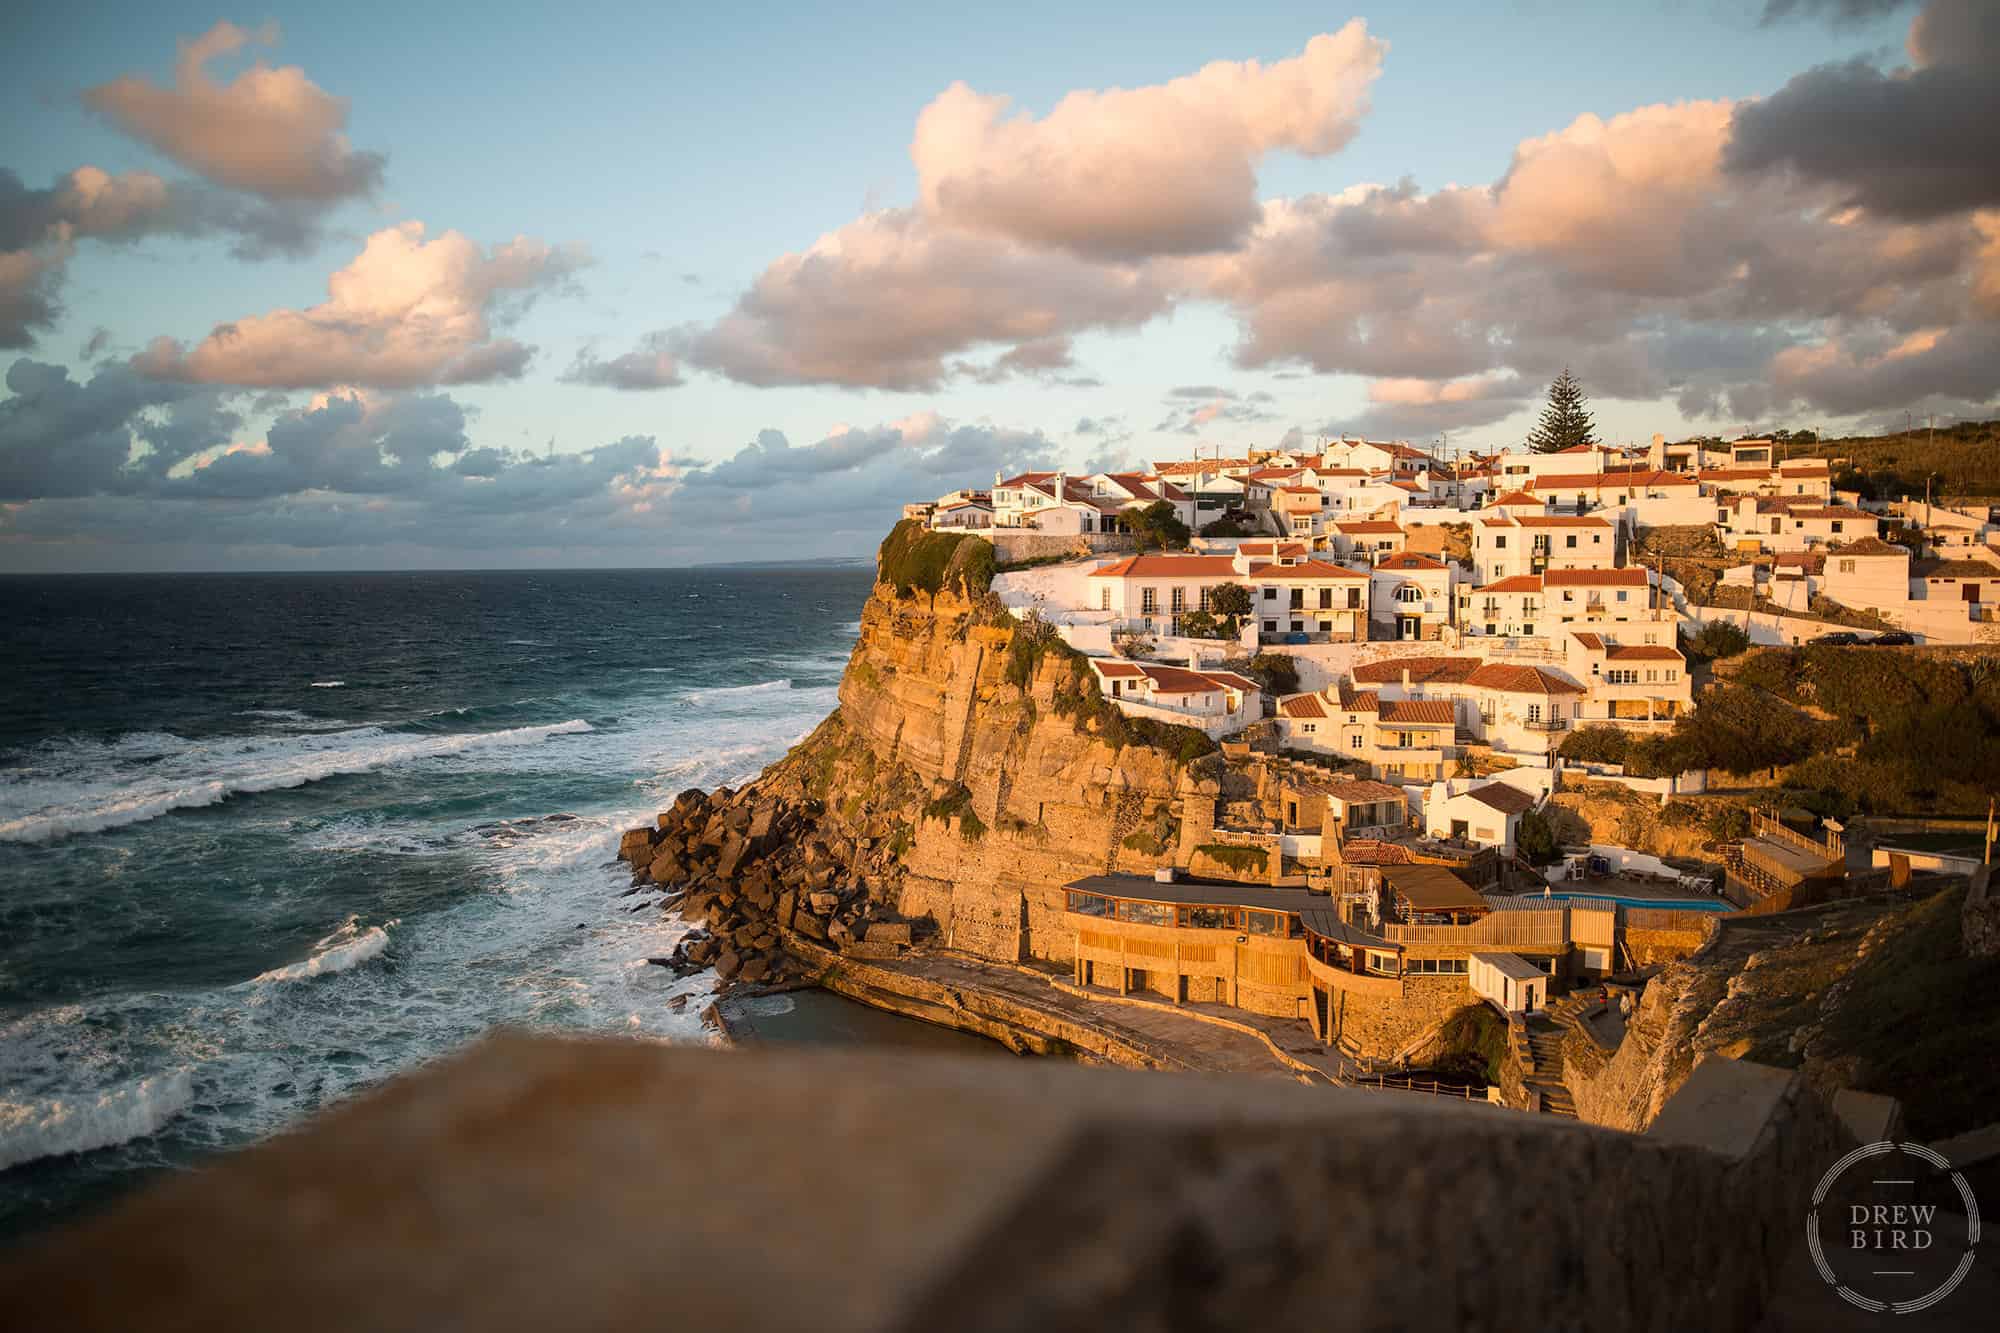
[{"left": 3, "top": 0, "right": 1993, "bottom": 569}]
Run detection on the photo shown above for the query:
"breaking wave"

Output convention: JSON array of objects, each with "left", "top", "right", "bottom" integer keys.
[
  {"left": 253, "top": 917, "right": 395, "bottom": 985},
  {"left": 682, "top": 679, "right": 790, "bottom": 706},
  {"left": 309, "top": 680, "right": 345, "bottom": 688},
  {"left": 0, "top": 1070, "right": 196, "bottom": 1172},
  {"left": 0, "top": 720, "right": 593, "bottom": 844}
]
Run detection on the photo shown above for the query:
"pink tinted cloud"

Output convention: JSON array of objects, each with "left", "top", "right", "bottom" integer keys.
[
  {"left": 84, "top": 22, "right": 383, "bottom": 201},
  {"left": 913, "top": 23, "right": 1384, "bottom": 259},
  {"left": 136, "top": 222, "right": 588, "bottom": 388}
]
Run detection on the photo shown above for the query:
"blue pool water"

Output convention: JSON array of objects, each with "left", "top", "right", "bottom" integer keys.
[{"left": 1540, "top": 891, "right": 1731, "bottom": 913}]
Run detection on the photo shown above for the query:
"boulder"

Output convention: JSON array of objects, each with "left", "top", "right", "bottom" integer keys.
[
  {"left": 716, "top": 835, "right": 750, "bottom": 879},
  {"left": 864, "top": 922, "right": 911, "bottom": 946},
  {"left": 793, "top": 914, "right": 826, "bottom": 942},
  {"left": 808, "top": 892, "right": 839, "bottom": 915},
  {"left": 732, "top": 925, "right": 760, "bottom": 950},
  {"left": 739, "top": 956, "right": 771, "bottom": 985},
  {"left": 774, "top": 892, "right": 796, "bottom": 931},
  {"left": 648, "top": 851, "right": 685, "bottom": 885},
  {"left": 715, "top": 949, "right": 743, "bottom": 981},
  {"left": 618, "top": 828, "right": 658, "bottom": 863},
  {"left": 751, "top": 931, "right": 777, "bottom": 951}
]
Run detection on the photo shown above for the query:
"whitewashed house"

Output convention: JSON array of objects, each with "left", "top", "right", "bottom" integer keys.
[{"left": 1087, "top": 661, "right": 1262, "bottom": 739}]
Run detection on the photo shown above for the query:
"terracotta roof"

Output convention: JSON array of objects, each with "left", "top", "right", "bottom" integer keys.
[
  {"left": 1827, "top": 537, "right": 1905, "bottom": 557},
  {"left": 996, "top": 471, "right": 1057, "bottom": 488},
  {"left": 1784, "top": 507, "right": 1869, "bottom": 520},
  {"left": 1378, "top": 698, "right": 1456, "bottom": 725},
  {"left": 1337, "top": 684, "right": 1380, "bottom": 712},
  {"left": 1529, "top": 469, "right": 1694, "bottom": 490},
  {"left": 1327, "top": 778, "right": 1408, "bottom": 804},
  {"left": 1090, "top": 661, "right": 1145, "bottom": 677},
  {"left": 1201, "top": 671, "right": 1262, "bottom": 692},
  {"left": 1605, "top": 644, "right": 1683, "bottom": 662},
  {"left": 1248, "top": 467, "right": 1308, "bottom": 481},
  {"left": 1462, "top": 663, "right": 1585, "bottom": 694},
  {"left": 1383, "top": 863, "right": 1487, "bottom": 911},
  {"left": 1105, "top": 663, "right": 1254, "bottom": 695},
  {"left": 1351, "top": 656, "right": 1480, "bottom": 685},
  {"left": 1278, "top": 692, "right": 1327, "bottom": 719},
  {"left": 1774, "top": 553, "right": 1825, "bottom": 573},
  {"left": 1236, "top": 541, "right": 1310, "bottom": 556},
  {"left": 1915, "top": 559, "right": 2000, "bottom": 579},
  {"left": 1569, "top": 632, "right": 1606, "bottom": 650},
  {"left": 1376, "top": 553, "right": 1448, "bottom": 572},
  {"left": 1488, "top": 490, "right": 1544, "bottom": 507},
  {"left": 1089, "top": 554, "right": 1240, "bottom": 579},
  {"left": 1513, "top": 515, "right": 1614, "bottom": 528},
  {"left": 1477, "top": 575, "right": 1544, "bottom": 594},
  {"left": 1543, "top": 568, "right": 1648, "bottom": 587},
  {"left": 1248, "top": 559, "right": 1370, "bottom": 581},
  {"left": 1334, "top": 839, "right": 1412, "bottom": 865},
  {"left": 1334, "top": 521, "right": 1403, "bottom": 535},
  {"left": 1466, "top": 783, "right": 1537, "bottom": 815}
]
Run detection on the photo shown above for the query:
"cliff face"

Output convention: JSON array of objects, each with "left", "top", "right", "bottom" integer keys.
[{"left": 745, "top": 581, "right": 1198, "bottom": 964}]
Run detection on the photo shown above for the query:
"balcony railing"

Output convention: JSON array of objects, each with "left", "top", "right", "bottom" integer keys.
[{"left": 1521, "top": 717, "right": 1568, "bottom": 732}]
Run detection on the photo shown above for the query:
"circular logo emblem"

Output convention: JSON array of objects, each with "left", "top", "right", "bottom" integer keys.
[{"left": 1807, "top": 1140, "right": 1981, "bottom": 1315}]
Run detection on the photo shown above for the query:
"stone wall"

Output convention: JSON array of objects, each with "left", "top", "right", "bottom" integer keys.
[
  {"left": 1624, "top": 915, "right": 1717, "bottom": 966},
  {"left": 0, "top": 1035, "right": 1864, "bottom": 1333},
  {"left": 1326, "top": 972, "right": 1472, "bottom": 1060}
]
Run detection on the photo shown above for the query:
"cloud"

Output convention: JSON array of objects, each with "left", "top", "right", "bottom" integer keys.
[
  {"left": 1347, "top": 372, "right": 1531, "bottom": 438},
  {"left": 1725, "top": 2, "right": 2000, "bottom": 220},
  {"left": 83, "top": 21, "right": 384, "bottom": 202},
  {"left": 911, "top": 24, "right": 1385, "bottom": 259},
  {"left": 133, "top": 222, "right": 589, "bottom": 388},
  {"left": 561, "top": 331, "right": 684, "bottom": 390},
  {"left": 679, "top": 208, "right": 1167, "bottom": 390},
  {"left": 1756, "top": 0, "right": 1918, "bottom": 25}
]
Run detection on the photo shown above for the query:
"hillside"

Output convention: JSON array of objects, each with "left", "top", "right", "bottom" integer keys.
[{"left": 1755, "top": 419, "right": 2000, "bottom": 500}]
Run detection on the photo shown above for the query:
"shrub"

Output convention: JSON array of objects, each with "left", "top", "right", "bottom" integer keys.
[
  {"left": 876, "top": 520, "right": 995, "bottom": 599},
  {"left": 1515, "top": 808, "right": 1561, "bottom": 865},
  {"left": 1686, "top": 620, "right": 1750, "bottom": 662},
  {"left": 1195, "top": 843, "right": 1270, "bottom": 874},
  {"left": 1126, "top": 500, "right": 1191, "bottom": 552},
  {"left": 1558, "top": 726, "right": 1630, "bottom": 767},
  {"left": 1704, "top": 805, "right": 1751, "bottom": 842},
  {"left": 1004, "top": 611, "right": 1061, "bottom": 689},
  {"left": 1208, "top": 582, "right": 1252, "bottom": 626},
  {"left": 1248, "top": 651, "right": 1300, "bottom": 697},
  {"left": 1200, "top": 516, "right": 1252, "bottom": 538},
  {"left": 921, "top": 783, "right": 985, "bottom": 842}
]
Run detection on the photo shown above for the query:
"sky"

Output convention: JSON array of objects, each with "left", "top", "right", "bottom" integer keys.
[{"left": 2, "top": 0, "right": 1996, "bottom": 570}]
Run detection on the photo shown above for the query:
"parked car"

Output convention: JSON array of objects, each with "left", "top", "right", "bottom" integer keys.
[
  {"left": 1810, "top": 631, "right": 1862, "bottom": 645},
  {"left": 1867, "top": 631, "right": 1916, "bottom": 646}
]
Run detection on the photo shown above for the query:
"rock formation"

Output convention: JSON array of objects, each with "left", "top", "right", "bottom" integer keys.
[{"left": 618, "top": 574, "right": 1214, "bottom": 985}]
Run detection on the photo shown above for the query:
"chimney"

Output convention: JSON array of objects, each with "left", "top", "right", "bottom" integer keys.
[
  {"left": 1401, "top": 666, "right": 1412, "bottom": 694},
  {"left": 1154, "top": 865, "right": 1178, "bottom": 884}
]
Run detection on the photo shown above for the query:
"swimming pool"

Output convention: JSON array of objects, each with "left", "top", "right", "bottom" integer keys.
[{"left": 1539, "top": 891, "right": 1732, "bottom": 913}]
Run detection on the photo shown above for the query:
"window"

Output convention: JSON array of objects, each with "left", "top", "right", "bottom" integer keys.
[
  {"left": 1349, "top": 734, "right": 1362, "bottom": 750},
  {"left": 1244, "top": 910, "right": 1283, "bottom": 937},
  {"left": 1115, "top": 900, "right": 1172, "bottom": 926},
  {"left": 1170, "top": 587, "right": 1186, "bottom": 613},
  {"left": 1141, "top": 588, "right": 1157, "bottom": 613},
  {"left": 1616, "top": 590, "right": 1628, "bottom": 602},
  {"left": 1495, "top": 535, "right": 1507, "bottom": 549},
  {"left": 1198, "top": 587, "right": 1211, "bottom": 611},
  {"left": 1263, "top": 587, "right": 1278, "bottom": 601},
  {"left": 1396, "top": 585, "right": 1422, "bottom": 604},
  {"left": 1527, "top": 703, "right": 1542, "bottom": 723},
  {"left": 1098, "top": 586, "right": 1111, "bottom": 611},
  {"left": 1300, "top": 722, "right": 1316, "bottom": 735},
  {"left": 1365, "top": 950, "right": 1401, "bottom": 976},
  {"left": 1262, "top": 619, "right": 1277, "bottom": 633},
  {"left": 1179, "top": 905, "right": 1237, "bottom": 930},
  {"left": 1066, "top": 892, "right": 1113, "bottom": 917},
  {"left": 1565, "top": 535, "right": 1577, "bottom": 549}
]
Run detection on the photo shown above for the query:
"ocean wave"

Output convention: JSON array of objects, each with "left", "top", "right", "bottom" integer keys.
[
  {"left": 310, "top": 680, "right": 345, "bottom": 688},
  {"left": 253, "top": 917, "right": 395, "bottom": 985},
  {"left": 236, "top": 708, "right": 312, "bottom": 722},
  {"left": 681, "top": 679, "right": 790, "bottom": 706},
  {"left": 0, "top": 719, "right": 594, "bottom": 844},
  {"left": 0, "top": 1069, "right": 195, "bottom": 1172}
]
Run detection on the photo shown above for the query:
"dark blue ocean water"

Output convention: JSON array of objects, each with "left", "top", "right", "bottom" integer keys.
[{"left": 0, "top": 566, "right": 872, "bottom": 1244}]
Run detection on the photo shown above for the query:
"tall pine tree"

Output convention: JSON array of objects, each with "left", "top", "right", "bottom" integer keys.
[{"left": 1526, "top": 367, "right": 1598, "bottom": 454}]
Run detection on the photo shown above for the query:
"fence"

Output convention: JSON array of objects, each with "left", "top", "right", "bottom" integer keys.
[{"left": 1381, "top": 912, "right": 1568, "bottom": 949}]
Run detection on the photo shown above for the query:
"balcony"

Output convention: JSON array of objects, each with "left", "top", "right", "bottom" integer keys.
[{"left": 1520, "top": 716, "right": 1568, "bottom": 732}]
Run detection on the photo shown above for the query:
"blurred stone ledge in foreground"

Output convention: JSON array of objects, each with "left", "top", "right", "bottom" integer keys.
[{"left": 0, "top": 1035, "right": 1856, "bottom": 1331}]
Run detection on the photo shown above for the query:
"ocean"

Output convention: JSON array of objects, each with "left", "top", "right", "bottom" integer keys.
[{"left": 0, "top": 565, "right": 873, "bottom": 1243}]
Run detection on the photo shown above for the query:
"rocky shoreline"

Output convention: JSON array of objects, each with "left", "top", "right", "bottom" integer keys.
[{"left": 618, "top": 782, "right": 919, "bottom": 995}]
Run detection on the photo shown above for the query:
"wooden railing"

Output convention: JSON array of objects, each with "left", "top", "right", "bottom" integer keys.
[
  {"left": 1351, "top": 1075, "right": 1489, "bottom": 1101},
  {"left": 1381, "top": 913, "right": 1567, "bottom": 949}
]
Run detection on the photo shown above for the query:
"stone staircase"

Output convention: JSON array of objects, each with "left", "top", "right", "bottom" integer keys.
[{"left": 1523, "top": 1013, "right": 1577, "bottom": 1118}]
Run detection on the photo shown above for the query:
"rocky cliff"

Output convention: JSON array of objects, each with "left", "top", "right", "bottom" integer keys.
[{"left": 619, "top": 571, "right": 1213, "bottom": 979}]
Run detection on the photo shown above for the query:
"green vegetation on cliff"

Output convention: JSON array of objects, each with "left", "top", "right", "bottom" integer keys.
[{"left": 877, "top": 520, "right": 996, "bottom": 600}]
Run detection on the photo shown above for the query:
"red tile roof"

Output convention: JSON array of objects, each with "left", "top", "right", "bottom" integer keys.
[
  {"left": 1543, "top": 568, "right": 1648, "bottom": 587},
  {"left": 1278, "top": 692, "right": 1328, "bottom": 719},
  {"left": 1378, "top": 698, "right": 1456, "bottom": 725},
  {"left": 1327, "top": 778, "right": 1408, "bottom": 804},
  {"left": 1334, "top": 521, "right": 1403, "bottom": 535},
  {"left": 1488, "top": 490, "right": 1544, "bottom": 507},
  {"left": 1248, "top": 559, "right": 1370, "bottom": 581},
  {"left": 1477, "top": 575, "right": 1544, "bottom": 594},
  {"left": 1089, "top": 554, "right": 1240, "bottom": 579},
  {"left": 1529, "top": 469, "right": 1694, "bottom": 490},
  {"left": 1351, "top": 656, "right": 1481, "bottom": 685},
  {"left": 1337, "top": 685, "right": 1380, "bottom": 712},
  {"left": 1606, "top": 644, "right": 1683, "bottom": 662},
  {"left": 1463, "top": 663, "right": 1585, "bottom": 694},
  {"left": 1569, "top": 632, "right": 1606, "bottom": 650},
  {"left": 1467, "top": 783, "right": 1537, "bottom": 815},
  {"left": 1376, "top": 553, "right": 1448, "bottom": 572},
  {"left": 1827, "top": 537, "right": 1906, "bottom": 557}
]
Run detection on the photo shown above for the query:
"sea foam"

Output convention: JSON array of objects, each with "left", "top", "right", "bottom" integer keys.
[
  {"left": 253, "top": 917, "right": 395, "bottom": 984},
  {"left": 682, "top": 679, "right": 790, "bottom": 706},
  {"left": 0, "top": 1069, "right": 195, "bottom": 1172},
  {"left": 0, "top": 719, "right": 594, "bottom": 844}
]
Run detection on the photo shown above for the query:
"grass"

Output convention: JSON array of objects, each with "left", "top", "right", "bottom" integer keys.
[
  {"left": 1195, "top": 843, "right": 1269, "bottom": 874},
  {"left": 1802, "top": 883, "right": 2000, "bottom": 1139},
  {"left": 876, "top": 520, "right": 995, "bottom": 600}
]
